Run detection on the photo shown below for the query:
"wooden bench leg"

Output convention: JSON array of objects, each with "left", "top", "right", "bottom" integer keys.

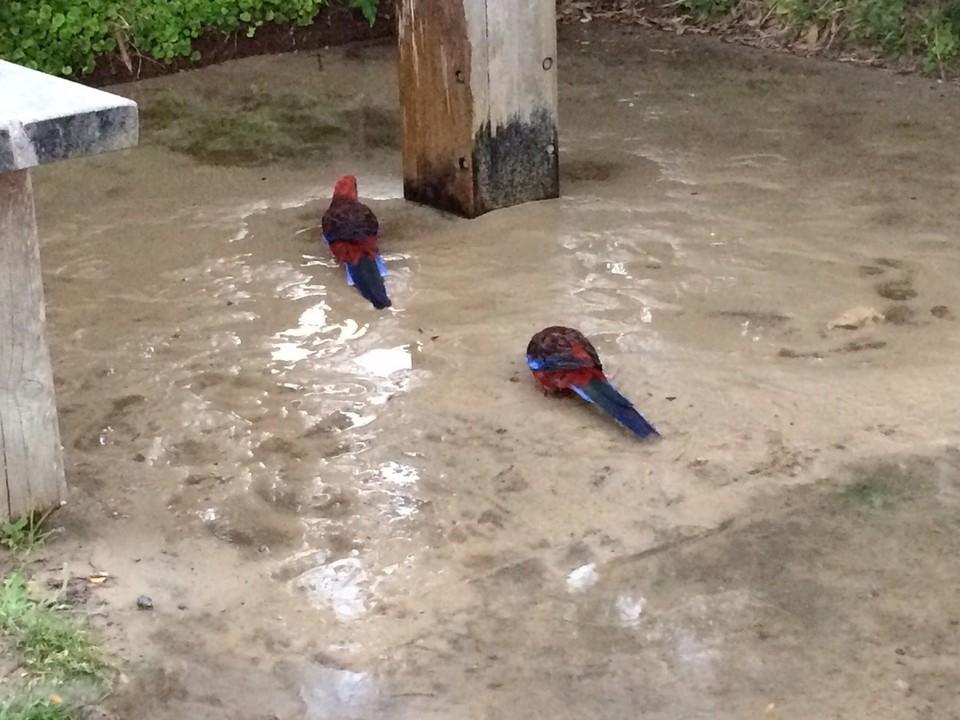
[{"left": 0, "top": 169, "right": 66, "bottom": 522}]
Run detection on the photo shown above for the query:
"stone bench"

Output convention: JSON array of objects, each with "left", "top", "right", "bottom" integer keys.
[{"left": 1, "top": 60, "right": 138, "bottom": 521}]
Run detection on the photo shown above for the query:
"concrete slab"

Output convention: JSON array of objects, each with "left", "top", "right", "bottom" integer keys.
[{"left": 0, "top": 60, "right": 138, "bottom": 172}]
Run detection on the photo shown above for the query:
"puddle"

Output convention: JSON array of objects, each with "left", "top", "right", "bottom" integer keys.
[
  {"left": 297, "top": 556, "right": 372, "bottom": 621},
  {"left": 302, "top": 666, "right": 378, "bottom": 720},
  {"left": 30, "top": 22, "right": 960, "bottom": 720}
]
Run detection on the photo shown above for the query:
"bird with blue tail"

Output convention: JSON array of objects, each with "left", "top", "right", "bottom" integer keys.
[
  {"left": 321, "top": 174, "right": 391, "bottom": 309},
  {"left": 526, "top": 326, "right": 659, "bottom": 440}
]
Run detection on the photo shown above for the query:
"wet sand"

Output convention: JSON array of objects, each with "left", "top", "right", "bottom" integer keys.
[{"left": 22, "top": 21, "right": 960, "bottom": 719}]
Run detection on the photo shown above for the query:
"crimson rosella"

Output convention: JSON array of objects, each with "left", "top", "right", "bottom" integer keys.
[
  {"left": 321, "top": 175, "right": 391, "bottom": 309},
  {"left": 526, "top": 326, "right": 659, "bottom": 440}
]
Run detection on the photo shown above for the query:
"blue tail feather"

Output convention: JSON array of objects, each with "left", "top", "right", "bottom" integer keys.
[
  {"left": 345, "top": 255, "right": 391, "bottom": 309},
  {"left": 345, "top": 254, "right": 388, "bottom": 285},
  {"left": 574, "top": 378, "right": 659, "bottom": 440}
]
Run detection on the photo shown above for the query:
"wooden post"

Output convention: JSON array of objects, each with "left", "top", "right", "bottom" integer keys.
[
  {"left": 397, "top": 0, "right": 559, "bottom": 218},
  {"left": 1, "top": 60, "right": 138, "bottom": 521},
  {"left": 0, "top": 170, "right": 65, "bottom": 520}
]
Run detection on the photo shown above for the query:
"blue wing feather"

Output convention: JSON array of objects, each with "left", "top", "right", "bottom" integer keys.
[{"left": 527, "top": 353, "right": 593, "bottom": 372}]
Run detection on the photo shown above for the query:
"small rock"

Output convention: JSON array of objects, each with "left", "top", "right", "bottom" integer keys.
[
  {"left": 827, "top": 306, "right": 884, "bottom": 330},
  {"left": 894, "top": 678, "right": 911, "bottom": 694},
  {"left": 177, "top": 603, "right": 188, "bottom": 611},
  {"left": 136, "top": 595, "right": 154, "bottom": 611},
  {"left": 132, "top": 453, "right": 146, "bottom": 462}
]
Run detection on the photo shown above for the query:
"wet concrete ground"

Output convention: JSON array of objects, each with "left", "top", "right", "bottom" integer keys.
[{"left": 25, "top": 21, "right": 960, "bottom": 720}]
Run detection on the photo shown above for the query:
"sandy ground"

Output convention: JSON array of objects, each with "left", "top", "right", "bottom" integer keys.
[{"left": 14, "top": 20, "right": 960, "bottom": 719}]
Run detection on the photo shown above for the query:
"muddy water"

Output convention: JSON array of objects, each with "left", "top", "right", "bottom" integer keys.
[{"left": 28, "top": 22, "right": 960, "bottom": 720}]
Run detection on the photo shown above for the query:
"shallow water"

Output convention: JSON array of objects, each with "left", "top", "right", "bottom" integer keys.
[{"left": 30, "top": 21, "right": 960, "bottom": 720}]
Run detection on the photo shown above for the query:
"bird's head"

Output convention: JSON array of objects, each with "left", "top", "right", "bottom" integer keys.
[{"left": 333, "top": 175, "right": 359, "bottom": 201}]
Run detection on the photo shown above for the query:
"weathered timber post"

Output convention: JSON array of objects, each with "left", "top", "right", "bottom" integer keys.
[
  {"left": 397, "top": 0, "right": 559, "bottom": 218},
  {"left": 0, "top": 61, "right": 137, "bottom": 521}
]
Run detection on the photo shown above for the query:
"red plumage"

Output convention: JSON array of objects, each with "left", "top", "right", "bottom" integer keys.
[
  {"left": 531, "top": 367, "right": 605, "bottom": 393},
  {"left": 526, "top": 326, "right": 606, "bottom": 395},
  {"left": 320, "top": 174, "right": 392, "bottom": 309},
  {"left": 526, "top": 325, "right": 660, "bottom": 440},
  {"left": 321, "top": 174, "right": 381, "bottom": 252},
  {"left": 328, "top": 235, "right": 379, "bottom": 264}
]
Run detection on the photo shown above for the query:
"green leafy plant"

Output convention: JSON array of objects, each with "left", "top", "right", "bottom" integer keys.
[
  {"left": 668, "top": 0, "right": 960, "bottom": 75},
  {"left": 0, "top": 1, "right": 120, "bottom": 76},
  {"left": 0, "top": 0, "right": 381, "bottom": 78},
  {"left": 681, "top": 0, "right": 735, "bottom": 16},
  {"left": 918, "top": 3, "right": 960, "bottom": 72},
  {"left": 350, "top": 0, "right": 379, "bottom": 24},
  {"left": 771, "top": 0, "right": 844, "bottom": 25},
  {"left": 854, "top": 0, "right": 905, "bottom": 52},
  {"left": 1, "top": 513, "right": 53, "bottom": 557}
]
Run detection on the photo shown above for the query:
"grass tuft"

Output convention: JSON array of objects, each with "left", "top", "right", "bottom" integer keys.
[
  {"left": 1, "top": 514, "right": 53, "bottom": 557},
  {"left": 0, "top": 572, "right": 108, "bottom": 683},
  {"left": 833, "top": 460, "right": 922, "bottom": 513},
  {"left": 0, "top": 696, "right": 76, "bottom": 720}
]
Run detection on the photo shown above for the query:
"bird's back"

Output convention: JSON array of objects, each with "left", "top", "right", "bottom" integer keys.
[
  {"left": 527, "top": 326, "right": 603, "bottom": 371},
  {"left": 322, "top": 197, "right": 379, "bottom": 243}
]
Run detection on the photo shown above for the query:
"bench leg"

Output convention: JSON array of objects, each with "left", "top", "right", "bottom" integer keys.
[{"left": 0, "top": 169, "right": 66, "bottom": 522}]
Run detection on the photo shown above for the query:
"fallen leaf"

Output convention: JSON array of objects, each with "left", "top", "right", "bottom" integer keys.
[
  {"left": 827, "top": 306, "right": 884, "bottom": 330},
  {"left": 50, "top": 695, "right": 63, "bottom": 704}
]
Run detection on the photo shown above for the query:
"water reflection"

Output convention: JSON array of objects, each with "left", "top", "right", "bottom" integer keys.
[
  {"left": 351, "top": 346, "right": 414, "bottom": 378},
  {"left": 271, "top": 302, "right": 332, "bottom": 363},
  {"left": 614, "top": 594, "right": 646, "bottom": 627},
  {"left": 372, "top": 461, "right": 421, "bottom": 521},
  {"left": 379, "top": 461, "right": 418, "bottom": 487},
  {"left": 297, "top": 556, "right": 371, "bottom": 621},
  {"left": 301, "top": 666, "right": 376, "bottom": 720},
  {"left": 566, "top": 563, "right": 598, "bottom": 593}
]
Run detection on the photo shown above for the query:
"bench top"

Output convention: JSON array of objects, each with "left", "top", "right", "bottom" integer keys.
[{"left": 0, "top": 60, "right": 138, "bottom": 172}]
